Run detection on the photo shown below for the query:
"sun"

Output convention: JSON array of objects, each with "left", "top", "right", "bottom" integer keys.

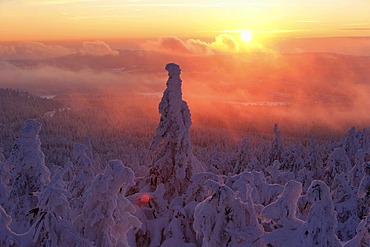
[{"left": 240, "top": 30, "right": 253, "bottom": 42}]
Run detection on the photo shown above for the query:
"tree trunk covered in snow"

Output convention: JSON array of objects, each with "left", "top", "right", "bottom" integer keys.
[{"left": 147, "top": 63, "right": 204, "bottom": 201}]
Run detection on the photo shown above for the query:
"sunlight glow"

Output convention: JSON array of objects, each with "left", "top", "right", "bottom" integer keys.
[{"left": 240, "top": 30, "right": 253, "bottom": 42}]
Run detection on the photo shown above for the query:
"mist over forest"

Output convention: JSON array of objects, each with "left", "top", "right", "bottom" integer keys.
[
  {"left": 1, "top": 37, "right": 370, "bottom": 246},
  {"left": 1, "top": 37, "right": 370, "bottom": 138}
]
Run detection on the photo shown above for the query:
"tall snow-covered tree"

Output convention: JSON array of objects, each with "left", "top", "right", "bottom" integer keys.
[
  {"left": 147, "top": 63, "right": 204, "bottom": 201},
  {"left": 6, "top": 119, "right": 50, "bottom": 233},
  {"left": 74, "top": 160, "right": 141, "bottom": 247},
  {"left": 270, "top": 123, "right": 284, "bottom": 164}
]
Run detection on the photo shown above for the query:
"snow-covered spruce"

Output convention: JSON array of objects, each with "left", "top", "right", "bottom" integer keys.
[
  {"left": 147, "top": 63, "right": 204, "bottom": 201},
  {"left": 74, "top": 160, "right": 141, "bottom": 247},
  {"left": 262, "top": 180, "right": 303, "bottom": 228},
  {"left": 194, "top": 179, "right": 264, "bottom": 247},
  {"left": 270, "top": 123, "right": 284, "bottom": 165},
  {"left": 0, "top": 206, "right": 18, "bottom": 246},
  {"left": 331, "top": 173, "right": 359, "bottom": 241},
  {"left": 358, "top": 162, "right": 370, "bottom": 199},
  {"left": 261, "top": 180, "right": 304, "bottom": 246},
  {"left": 324, "top": 147, "right": 352, "bottom": 185},
  {"left": 68, "top": 143, "right": 96, "bottom": 219},
  {"left": 298, "top": 180, "right": 342, "bottom": 247},
  {"left": 343, "top": 214, "right": 369, "bottom": 247},
  {"left": 6, "top": 119, "right": 51, "bottom": 233},
  {"left": 32, "top": 163, "right": 93, "bottom": 247}
]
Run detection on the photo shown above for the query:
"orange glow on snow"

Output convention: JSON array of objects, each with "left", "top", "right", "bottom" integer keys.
[{"left": 140, "top": 194, "right": 151, "bottom": 203}]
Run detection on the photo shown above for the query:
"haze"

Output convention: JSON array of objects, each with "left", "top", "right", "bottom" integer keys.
[{"left": 1, "top": 0, "right": 370, "bottom": 137}]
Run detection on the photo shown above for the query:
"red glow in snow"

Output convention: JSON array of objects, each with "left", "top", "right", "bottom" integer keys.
[{"left": 140, "top": 194, "right": 151, "bottom": 203}]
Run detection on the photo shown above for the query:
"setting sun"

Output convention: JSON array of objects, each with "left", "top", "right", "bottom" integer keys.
[{"left": 240, "top": 30, "right": 253, "bottom": 42}]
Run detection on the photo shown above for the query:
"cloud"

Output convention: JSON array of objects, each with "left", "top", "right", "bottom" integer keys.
[
  {"left": 340, "top": 27, "right": 370, "bottom": 31},
  {"left": 78, "top": 41, "right": 119, "bottom": 56},
  {"left": 0, "top": 42, "right": 75, "bottom": 60},
  {"left": 142, "top": 34, "right": 240, "bottom": 56},
  {"left": 0, "top": 40, "right": 119, "bottom": 60}
]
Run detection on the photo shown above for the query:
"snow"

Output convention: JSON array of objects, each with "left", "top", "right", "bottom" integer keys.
[{"left": 0, "top": 64, "right": 369, "bottom": 246}]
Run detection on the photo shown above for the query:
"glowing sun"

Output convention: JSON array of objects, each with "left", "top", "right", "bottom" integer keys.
[{"left": 240, "top": 30, "right": 253, "bottom": 42}]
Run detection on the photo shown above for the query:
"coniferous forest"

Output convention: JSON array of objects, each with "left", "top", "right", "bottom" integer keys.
[{"left": 0, "top": 63, "right": 369, "bottom": 247}]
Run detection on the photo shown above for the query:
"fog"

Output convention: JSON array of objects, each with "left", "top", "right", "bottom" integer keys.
[{"left": 1, "top": 37, "right": 370, "bottom": 138}]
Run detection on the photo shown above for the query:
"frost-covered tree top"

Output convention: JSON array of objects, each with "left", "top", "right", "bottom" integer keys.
[
  {"left": 20, "top": 119, "right": 42, "bottom": 138},
  {"left": 147, "top": 63, "right": 204, "bottom": 200}
]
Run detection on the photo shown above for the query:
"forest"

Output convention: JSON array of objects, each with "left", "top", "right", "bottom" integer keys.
[{"left": 0, "top": 63, "right": 369, "bottom": 246}]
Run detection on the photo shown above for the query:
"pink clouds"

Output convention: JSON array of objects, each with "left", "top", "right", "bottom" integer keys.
[
  {"left": 0, "top": 42, "right": 75, "bottom": 59},
  {"left": 0, "top": 40, "right": 119, "bottom": 60},
  {"left": 78, "top": 41, "right": 119, "bottom": 56},
  {"left": 142, "top": 34, "right": 240, "bottom": 55}
]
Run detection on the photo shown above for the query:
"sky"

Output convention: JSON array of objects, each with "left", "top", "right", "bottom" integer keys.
[{"left": 1, "top": 0, "right": 370, "bottom": 41}]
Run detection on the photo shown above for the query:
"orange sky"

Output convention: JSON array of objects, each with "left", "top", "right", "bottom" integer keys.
[{"left": 1, "top": 0, "right": 370, "bottom": 41}]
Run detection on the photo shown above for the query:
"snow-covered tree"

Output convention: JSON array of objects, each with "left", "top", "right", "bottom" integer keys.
[
  {"left": 249, "top": 171, "right": 283, "bottom": 206},
  {"left": 6, "top": 119, "right": 51, "bottom": 233},
  {"left": 358, "top": 162, "right": 370, "bottom": 199},
  {"left": 161, "top": 195, "right": 197, "bottom": 247},
  {"left": 270, "top": 123, "right": 284, "bottom": 164},
  {"left": 261, "top": 180, "right": 304, "bottom": 246},
  {"left": 343, "top": 214, "right": 369, "bottom": 247},
  {"left": 128, "top": 184, "right": 170, "bottom": 247},
  {"left": 147, "top": 63, "right": 204, "bottom": 201},
  {"left": 0, "top": 146, "right": 4, "bottom": 164},
  {"left": 262, "top": 180, "right": 304, "bottom": 229},
  {"left": 281, "top": 143, "right": 305, "bottom": 173},
  {"left": 304, "top": 135, "right": 324, "bottom": 180},
  {"left": 233, "top": 139, "right": 256, "bottom": 174},
  {"left": 68, "top": 143, "right": 96, "bottom": 219},
  {"left": 325, "top": 147, "right": 352, "bottom": 185},
  {"left": 0, "top": 206, "right": 18, "bottom": 247},
  {"left": 113, "top": 179, "right": 142, "bottom": 247},
  {"left": 332, "top": 174, "right": 359, "bottom": 241},
  {"left": 265, "top": 160, "right": 295, "bottom": 186},
  {"left": 0, "top": 159, "right": 9, "bottom": 209},
  {"left": 194, "top": 180, "right": 264, "bottom": 247},
  {"left": 74, "top": 160, "right": 140, "bottom": 247},
  {"left": 348, "top": 149, "right": 369, "bottom": 189},
  {"left": 32, "top": 163, "right": 93, "bottom": 247},
  {"left": 298, "top": 180, "right": 342, "bottom": 247}
]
